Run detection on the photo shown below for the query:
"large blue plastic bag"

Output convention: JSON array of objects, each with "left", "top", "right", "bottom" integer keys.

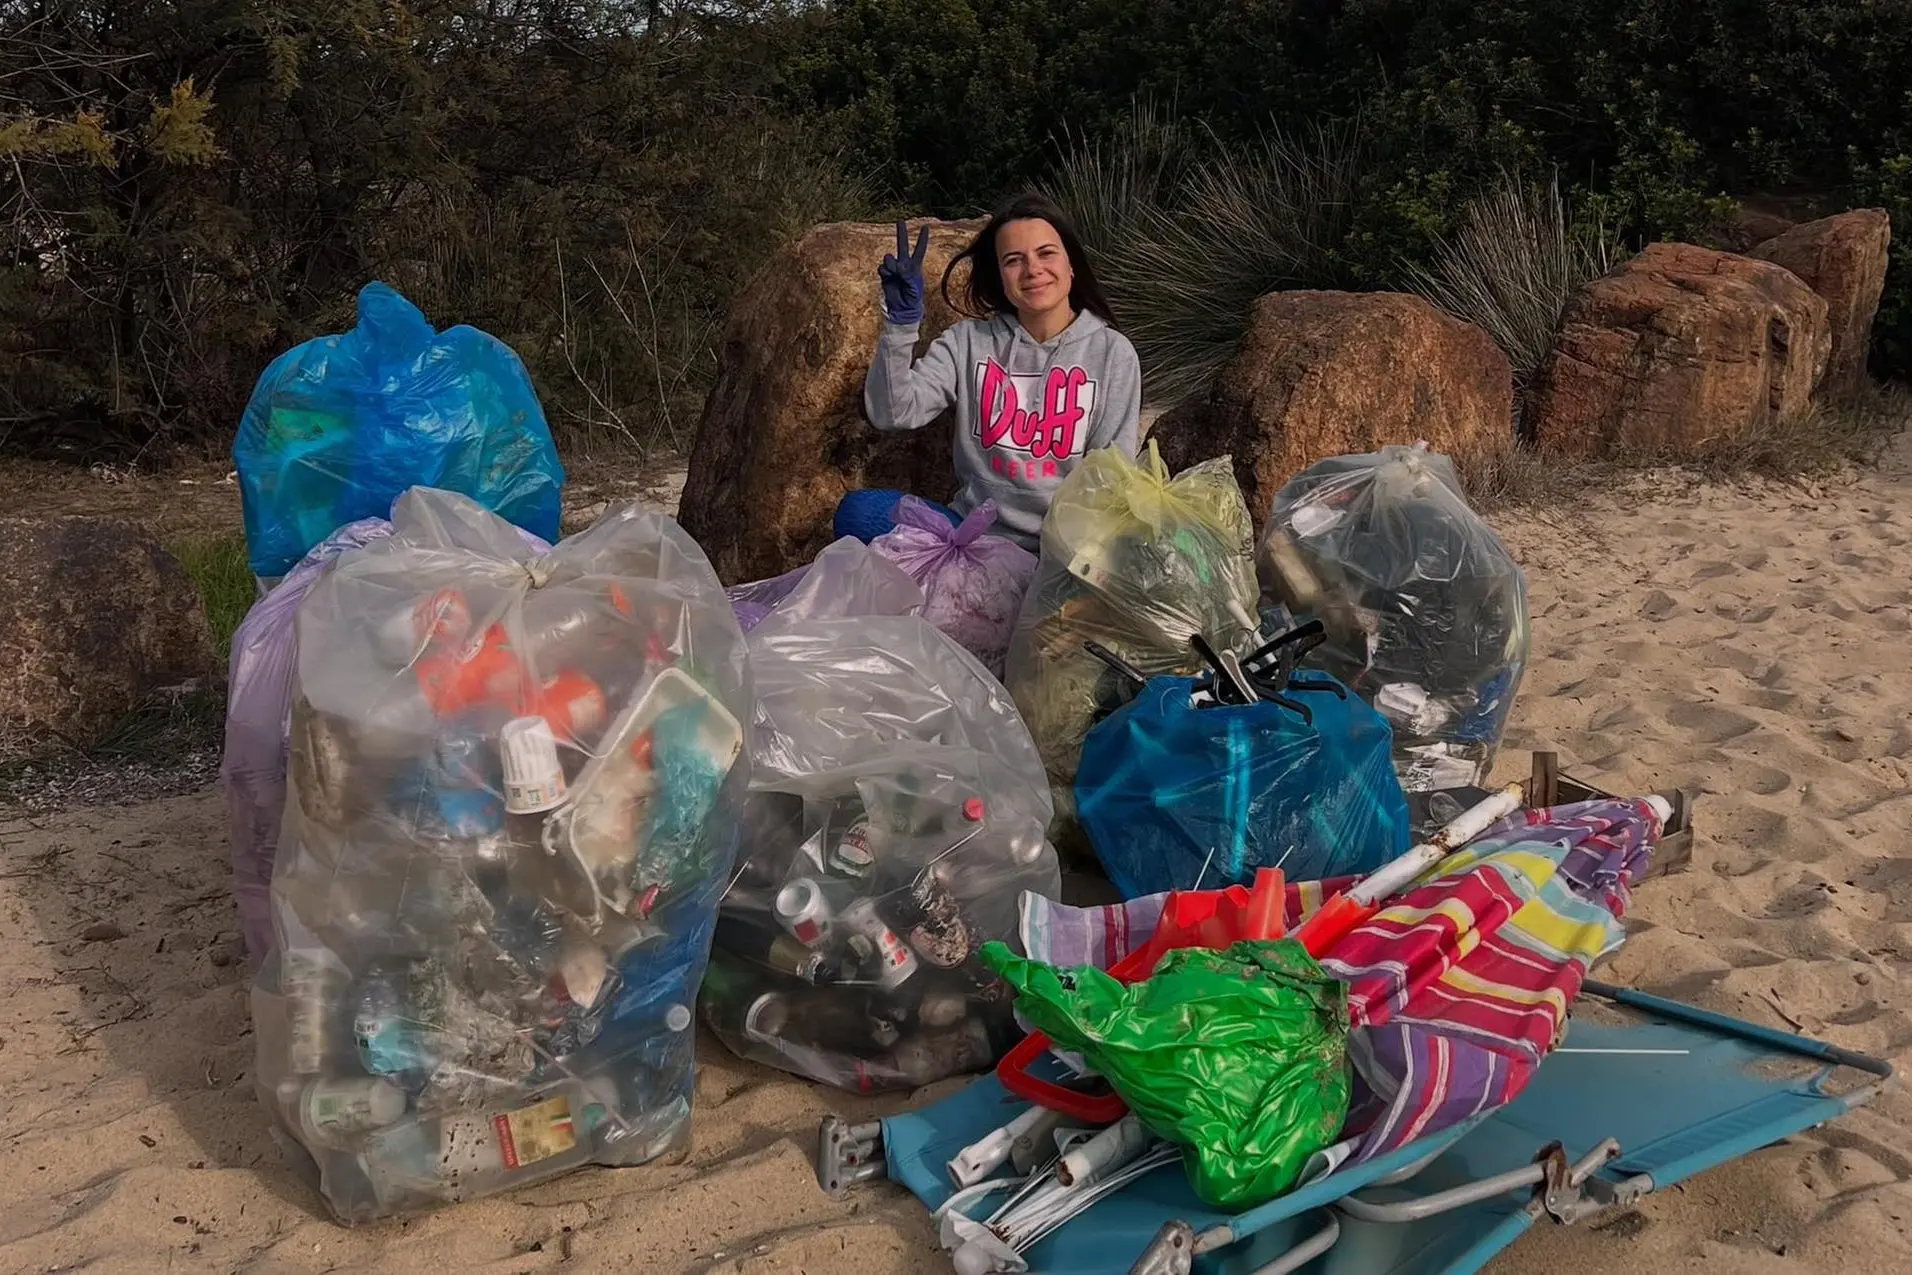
[
  {"left": 235, "top": 282, "right": 565, "bottom": 579},
  {"left": 1075, "top": 675, "right": 1411, "bottom": 897}
]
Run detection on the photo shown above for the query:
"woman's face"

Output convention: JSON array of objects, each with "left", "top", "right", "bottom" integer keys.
[{"left": 996, "top": 218, "right": 1074, "bottom": 319}]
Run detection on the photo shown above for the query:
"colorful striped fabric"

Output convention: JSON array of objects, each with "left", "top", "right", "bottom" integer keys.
[
  {"left": 1324, "top": 798, "right": 1658, "bottom": 1159},
  {"left": 1017, "top": 798, "right": 1661, "bottom": 1163},
  {"left": 1016, "top": 876, "right": 1349, "bottom": 974}
]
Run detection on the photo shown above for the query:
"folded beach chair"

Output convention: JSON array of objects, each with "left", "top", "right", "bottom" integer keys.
[{"left": 815, "top": 980, "right": 1893, "bottom": 1274}]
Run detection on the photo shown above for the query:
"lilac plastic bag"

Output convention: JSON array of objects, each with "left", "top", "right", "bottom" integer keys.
[
  {"left": 223, "top": 516, "right": 551, "bottom": 964},
  {"left": 871, "top": 498, "right": 1037, "bottom": 675},
  {"left": 724, "top": 537, "right": 922, "bottom": 635}
]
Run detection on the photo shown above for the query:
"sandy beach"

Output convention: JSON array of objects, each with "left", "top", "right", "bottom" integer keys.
[{"left": 4, "top": 441, "right": 1910, "bottom": 1274}]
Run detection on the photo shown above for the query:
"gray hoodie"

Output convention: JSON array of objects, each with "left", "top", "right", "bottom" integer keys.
[{"left": 863, "top": 310, "right": 1143, "bottom": 548}]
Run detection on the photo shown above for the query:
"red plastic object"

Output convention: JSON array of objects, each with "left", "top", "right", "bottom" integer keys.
[
  {"left": 538, "top": 668, "right": 607, "bottom": 745},
  {"left": 1291, "top": 891, "right": 1376, "bottom": 959},
  {"left": 416, "top": 624, "right": 529, "bottom": 716},
  {"left": 996, "top": 867, "right": 1287, "bottom": 1121}
]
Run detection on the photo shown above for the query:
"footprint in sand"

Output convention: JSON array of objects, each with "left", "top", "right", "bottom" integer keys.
[
  {"left": 1743, "top": 688, "right": 1800, "bottom": 713},
  {"left": 1666, "top": 700, "right": 1760, "bottom": 743},
  {"left": 1699, "top": 641, "right": 1764, "bottom": 677},
  {"left": 1737, "top": 763, "right": 1794, "bottom": 796},
  {"left": 1690, "top": 561, "right": 1737, "bottom": 583}
]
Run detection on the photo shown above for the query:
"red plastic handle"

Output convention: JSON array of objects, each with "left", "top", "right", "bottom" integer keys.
[
  {"left": 995, "top": 1029, "right": 1131, "bottom": 1123},
  {"left": 996, "top": 867, "right": 1289, "bottom": 1120}
]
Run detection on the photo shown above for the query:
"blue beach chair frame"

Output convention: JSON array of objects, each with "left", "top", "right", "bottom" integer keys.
[{"left": 814, "top": 981, "right": 1894, "bottom": 1274}]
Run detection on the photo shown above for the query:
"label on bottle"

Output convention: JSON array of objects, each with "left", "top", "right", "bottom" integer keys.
[
  {"left": 828, "top": 820, "right": 875, "bottom": 877},
  {"left": 492, "top": 1095, "right": 578, "bottom": 1170}
]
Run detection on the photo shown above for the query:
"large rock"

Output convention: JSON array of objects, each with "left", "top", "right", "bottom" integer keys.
[
  {"left": 679, "top": 219, "right": 983, "bottom": 582},
  {"left": 1532, "top": 243, "right": 1833, "bottom": 459},
  {"left": 1750, "top": 209, "right": 1892, "bottom": 396},
  {"left": 1152, "top": 291, "right": 1513, "bottom": 525},
  {"left": 0, "top": 517, "right": 216, "bottom": 750}
]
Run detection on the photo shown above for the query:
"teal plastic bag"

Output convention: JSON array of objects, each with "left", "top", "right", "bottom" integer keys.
[
  {"left": 235, "top": 282, "right": 564, "bottom": 578},
  {"left": 984, "top": 938, "right": 1349, "bottom": 1208},
  {"left": 1076, "top": 673, "right": 1409, "bottom": 897}
]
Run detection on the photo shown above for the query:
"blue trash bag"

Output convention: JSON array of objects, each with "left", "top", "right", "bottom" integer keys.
[
  {"left": 234, "top": 282, "right": 565, "bottom": 578},
  {"left": 1076, "top": 675, "right": 1412, "bottom": 897}
]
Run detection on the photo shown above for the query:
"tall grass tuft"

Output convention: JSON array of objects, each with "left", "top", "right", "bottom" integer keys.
[
  {"left": 1042, "top": 98, "right": 1192, "bottom": 266},
  {"left": 1689, "top": 380, "right": 1911, "bottom": 478},
  {"left": 1049, "top": 115, "right": 1368, "bottom": 405},
  {"left": 1405, "top": 173, "right": 1625, "bottom": 432},
  {"left": 168, "top": 531, "right": 255, "bottom": 665}
]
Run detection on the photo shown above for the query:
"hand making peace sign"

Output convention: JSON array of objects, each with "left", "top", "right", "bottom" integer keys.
[{"left": 878, "top": 220, "right": 930, "bottom": 326}]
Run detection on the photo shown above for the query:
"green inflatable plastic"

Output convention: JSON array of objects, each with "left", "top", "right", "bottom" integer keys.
[{"left": 982, "top": 937, "right": 1350, "bottom": 1208}]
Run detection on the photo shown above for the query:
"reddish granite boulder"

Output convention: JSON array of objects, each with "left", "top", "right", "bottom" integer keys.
[
  {"left": 679, "top": 219, "right": 982, "bottom": 582},
  {"left": 1750, "top": 209, "right": 1892, "bottom": 397},
  {"left": 0, "top": 517, "right": 216, "bottom": 752},
  {"left": 1532, "top": 243, "right": 1833, "bottom": 458},
  {"left": 1152, "top": 290, "right": 1513, "bottom": 524}
]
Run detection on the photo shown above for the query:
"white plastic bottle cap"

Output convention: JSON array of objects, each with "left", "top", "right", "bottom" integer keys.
[
  {"left": 1644, "top": 795, "right": 1674, "bottom": 825},
  {"left": 665, "top": 1004, "right": 692, "bottom": 1032},
  {"left": 500, "top": 716, "right": 569, "bottom": 813}
]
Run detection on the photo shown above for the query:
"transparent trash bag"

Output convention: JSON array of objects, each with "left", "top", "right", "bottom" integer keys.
[
  {"left": 226, "top": 518, "right": 393, "bottom": 966},
  {"left": 225, "top": 517, "right": 556, "bottom": 967},
  {"left": 871, "top": 498, "right": 1038, "bottom": 677},
  {"left": 703, "top": 614, "right": 1058, "bottom": 1093},
  {"left": 1076, "top": 675, "right": 1410, "bottom": 898},
  {"left": 725, "top": 537, "right": 922, "bottom": 636},
  {"left": 1004, "top": 442, "right": 1261, "bottom": 825},
  {"left": 234, "top": 282, "right": 565, "bottom": 580},
  {"left": 1259, "top": 444, "right": 1530, "bottom": 792},
  {"left": 252, "top": 487, "right": 749, "bottom": 1223}
]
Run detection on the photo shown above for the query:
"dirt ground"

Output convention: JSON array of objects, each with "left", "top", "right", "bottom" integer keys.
[{"left": 0, "top": 455, "right": 689, "bottom": 541}]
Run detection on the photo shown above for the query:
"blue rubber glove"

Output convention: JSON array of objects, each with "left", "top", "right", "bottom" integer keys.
[{"left": 878, "top": 220, "right": 930, "bottom": 326}]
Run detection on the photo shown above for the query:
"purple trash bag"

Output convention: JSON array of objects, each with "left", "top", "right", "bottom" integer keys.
[
  {"left": 223, "top": 515, "right": 551, "bottom": 964},
  {"left": 870, "top": 498, "right": 1037, "bottom": 676},
  {"left": 224, "top": 519, "right": 392, "bottom": 964}
]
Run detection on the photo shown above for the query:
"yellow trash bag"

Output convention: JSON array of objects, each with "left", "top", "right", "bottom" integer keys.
[{"left": 1004, "top": 441, "right": 1261, "bottom": 833}]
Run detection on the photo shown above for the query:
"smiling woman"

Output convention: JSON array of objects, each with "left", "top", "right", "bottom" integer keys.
[{"left": 833, "top": 195, "right": 1144, "bottom": 551}]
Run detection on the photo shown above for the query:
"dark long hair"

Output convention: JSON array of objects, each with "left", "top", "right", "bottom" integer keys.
[{"left": 943, "top": 192, "right": 1118, "bottom": 327}]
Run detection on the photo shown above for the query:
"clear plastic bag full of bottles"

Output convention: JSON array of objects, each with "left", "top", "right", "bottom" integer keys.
[
  {"left": 707, "top": 614, "right": 1059, "bottom": 1092},
  {"left": 252, "top": 488, "right": 751, "bottom": 1223}
]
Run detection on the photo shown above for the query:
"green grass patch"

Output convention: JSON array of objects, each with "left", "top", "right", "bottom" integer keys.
[{"left": 167, "top": 531, "right": 254, "bottom": 663}]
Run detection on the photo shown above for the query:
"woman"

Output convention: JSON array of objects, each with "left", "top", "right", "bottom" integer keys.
[{"left": 836, "top": 193, "right": 1143, "bottom": 551}]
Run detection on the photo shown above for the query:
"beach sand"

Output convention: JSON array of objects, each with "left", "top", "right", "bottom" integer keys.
[{"left": 4, "top": 440, "right": 1910, "bottom": 1273}]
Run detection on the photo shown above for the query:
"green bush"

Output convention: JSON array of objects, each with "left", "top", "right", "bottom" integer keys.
[
  {"left": 798, "top": 0, "right": 1912, "bottom": 380},
  {"left": 6, "top": 0, "right": 1910, "bottom": 465}
]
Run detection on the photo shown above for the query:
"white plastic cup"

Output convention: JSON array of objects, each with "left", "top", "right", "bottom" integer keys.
[{"left": 500, "top": 716, "right": 568, "bottom": 813}]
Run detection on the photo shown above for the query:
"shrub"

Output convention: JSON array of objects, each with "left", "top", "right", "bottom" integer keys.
[{"left": 1405, "top": 173, "right": 1627, "bottom": 434}]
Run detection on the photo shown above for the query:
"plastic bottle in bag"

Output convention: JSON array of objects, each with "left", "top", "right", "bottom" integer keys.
[
  {"left": 1257, "top": 444, "right": 1529, "bottom": 792},
  {"left": 254, "top": 488, "right": 750, "bottom": 1223}
]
